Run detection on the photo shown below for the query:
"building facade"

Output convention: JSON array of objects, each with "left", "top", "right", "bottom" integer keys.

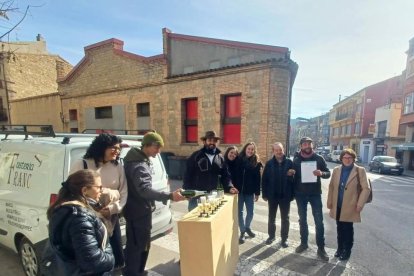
[
  {"left": 58, "top": 28, "right": 298, "bottom": 161},
  {"left": 394, "top": 37, "right": 414, "bottom": 171},
  {"left": 329, "top": 76, "right": 403, "bottom": 163},
  {"left": 0, "top": 34, "right": 72, "bottom": 126}
]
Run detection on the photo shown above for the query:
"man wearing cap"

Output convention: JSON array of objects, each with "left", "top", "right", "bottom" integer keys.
[
  {"left": 292, "top": 137, "right": 331, "bottom": 261},
  {"left": 183, "top": 130, "right": 238, "bottom": 211},
  {"left": 123, "top": 132, "right": 186, "bottom": 276}
]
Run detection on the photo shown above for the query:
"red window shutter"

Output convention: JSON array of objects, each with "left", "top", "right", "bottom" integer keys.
[
  {"left": 225, "top": 95, "right": 241, "bottom": 117},
  {"left": 186, "top": 125, "right": 198, "bottom": 143},
  {"left": 186, "top": 100, "right": 198, "bottom": 119},
  {"left": 223, "top": 124, "right": 241, "bottom": 144}
]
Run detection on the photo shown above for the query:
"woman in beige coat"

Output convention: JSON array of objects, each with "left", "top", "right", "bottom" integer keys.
[{"left": 327, "top": 148, "right": 371, "bottom": 261}]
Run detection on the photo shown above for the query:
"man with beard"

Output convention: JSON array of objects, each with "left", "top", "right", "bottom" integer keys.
[
  {"left": 183, "top": 130, "right": 238, "bottom": 211},
  {"left": 292, "top": 137, "right": 331, "bottom": 261}
]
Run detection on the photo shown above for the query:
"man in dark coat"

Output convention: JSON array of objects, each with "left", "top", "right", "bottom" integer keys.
[
  {"left": 123, "top": 132, "right": 185, "bottom": 276},
  {"left": 292, "top": 137, "right": 331, "bottom": 261},
  {"left": 183, "top": 130, "right": 238, "bottom": 211},
  {"left": 262, "top": 142, "right": 295, "bottom": 247}
]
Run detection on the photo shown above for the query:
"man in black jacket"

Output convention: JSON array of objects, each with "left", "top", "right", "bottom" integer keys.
[
  {"left": 262, "top": 142, "right": 295, "bottom": 247},
  {"left": 123, "top": 132, "right": 185, "bottom": 276},
  {"left": 293, "top": 137, "right": 331, "bottom": 261},
  {"left": 183, "top": 130, "right": 238, "bottom": 211}
]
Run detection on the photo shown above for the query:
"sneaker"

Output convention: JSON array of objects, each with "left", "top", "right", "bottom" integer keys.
[
  {"left": 334, "top": 249, "right": 343, "bottom": 258},
  {"left": 265, "top": 237, "right": 275, "bottom": 245},
  {"left": 339, "top": 250, "right": 351, "bottom": 261},
  {"left": 245, "top": 228, "right": 256, "bottom": 238},
  {"left": 280, "top": 240, "right": 289, "bottom": 248},
  {"left": 295, "top": 243, "right": 308, "bottom": 253},
  {"left": 317, "top": 247, "right": 329, "bottom": 261}
]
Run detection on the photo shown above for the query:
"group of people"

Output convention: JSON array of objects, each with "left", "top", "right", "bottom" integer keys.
[
  {"left": 184, "top": 132, "right": 371, "bottom": 263},
  {"left": 47, "top": 132, "right": 186, "bottom": 276},
  {"left": 46, "top": 129, "right": 371, "bottom": 275}
]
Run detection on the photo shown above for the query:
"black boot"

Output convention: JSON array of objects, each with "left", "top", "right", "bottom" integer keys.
[
  {"left": 245, "top": 228, "right": 256, "bottom": 238},
  {"left": 339, "top": 249, "right": 351, "bottom": 261},
  {"left": 334, "top": 247, "right": 343, "bottom": 258},
  {"left": 239, "top": 232, "right": 245, "bottom": 244}
]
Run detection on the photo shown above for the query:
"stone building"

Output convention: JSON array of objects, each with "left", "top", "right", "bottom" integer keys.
[
  {"left": 0, "top": 34, "right": 72, "bottom": 127},
  {"left": 59, "top": 28, "right": 298, "bottom": 160}
]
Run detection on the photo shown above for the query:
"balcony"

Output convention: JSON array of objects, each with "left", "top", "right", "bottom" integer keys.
[
  {"left": 335, "top": 113, "right": 349, "bottom": 121},
  {"left": 0, "top": 108, "right": 8, "bottom": 122}
]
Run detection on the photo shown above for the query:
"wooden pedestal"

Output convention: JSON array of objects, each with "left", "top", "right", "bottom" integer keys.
[{"left": 177, "top": 194, "right": 239, "bottom": 276}]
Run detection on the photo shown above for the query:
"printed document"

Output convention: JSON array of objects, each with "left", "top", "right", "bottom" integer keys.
[{"left": 301, "top": 161, "right": 317, "bottom": 183}]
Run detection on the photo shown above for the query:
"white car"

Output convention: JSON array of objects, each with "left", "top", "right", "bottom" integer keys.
[
  {"left": 328, "top": 150, "right": 342, "bottom": 163},
  {"left": 0, "top": 130, "right": 172, "bottom": 276}
]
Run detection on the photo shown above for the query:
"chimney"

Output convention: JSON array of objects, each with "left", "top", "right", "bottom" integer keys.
[{"left": 36, "top": 34, "right": 44, "bottom": 41}]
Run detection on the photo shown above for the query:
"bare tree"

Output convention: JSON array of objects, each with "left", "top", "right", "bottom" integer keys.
[{"left": 0, "top": 0, "right": 38, "bottom": 40}]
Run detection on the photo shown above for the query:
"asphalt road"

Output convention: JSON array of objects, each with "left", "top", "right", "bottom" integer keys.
[{"left": 1, "top": 161, "right": 413, "bottom": 276}]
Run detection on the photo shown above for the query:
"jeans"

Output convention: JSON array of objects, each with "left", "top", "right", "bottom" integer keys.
[
  {"left": 110, "top": 217, "right": 125, "bottom": 267},
  {"left": 267, "top": 198, "right": 291, "bottom": 241},
  {"left": 238, "top": 193, "right": 254, "bottom": 233},
  {"left": 295, "top": 194, "right": 325, "bottom": 247}
]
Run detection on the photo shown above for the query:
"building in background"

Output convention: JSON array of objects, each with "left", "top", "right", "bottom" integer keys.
[
  {"left": 329, "top": 76, "right": 403, "bottom": 163},
  {"left": 56, "top": 28, "right": 297, "bottom": 161},
  {"left": 393, "top": 37, "right": 414, "bottom": 171},
  {"left": 0, "top": 34, "right": 72, "bottom": 129}
]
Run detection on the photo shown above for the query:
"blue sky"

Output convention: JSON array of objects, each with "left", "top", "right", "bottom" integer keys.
[{"left": 3, "top": 0, "right": 414, "bottom": 118}]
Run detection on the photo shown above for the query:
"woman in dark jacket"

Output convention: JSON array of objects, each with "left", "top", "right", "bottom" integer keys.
[
  {"left": 233, "top": 142, "right": 262, "bottom": 244},
  {"left": 224, "top": 145, "right": 239, "bottom": 185},
  {"left": 47, "top": 169, "right": 114, "bottom": 276}
]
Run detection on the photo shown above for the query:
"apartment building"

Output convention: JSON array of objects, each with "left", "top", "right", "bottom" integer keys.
[
  {"left": 393, "top": 37, "right": 414, "bottom": 171},
  {"left": 329, "top": 76, "right": 403, "bottom": 163}
]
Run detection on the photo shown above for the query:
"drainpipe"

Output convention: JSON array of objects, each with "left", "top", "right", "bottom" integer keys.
[{"left": 1, "top": 55, "right": 11, "bottom": 125}]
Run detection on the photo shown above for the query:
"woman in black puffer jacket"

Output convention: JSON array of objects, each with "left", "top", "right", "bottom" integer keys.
[
  {"left": 233, "top": 142, "right": 262, "bottom": 244},
  {"left": 47, "top": 169, "right": 114, "bottom": 276}
]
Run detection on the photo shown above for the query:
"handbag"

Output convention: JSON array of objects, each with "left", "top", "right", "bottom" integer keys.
[{"left": 356, "top": 168, "right": 373, "bottom": 203}]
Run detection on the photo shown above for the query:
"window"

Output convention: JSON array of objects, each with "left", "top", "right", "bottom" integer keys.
[
  {"left": 183, "top": 98, "right": 198, "bottom": 143},
  {"left": 346, "top": 124, "right": 352, "bottom": 135},
  {"left": 404, "top": 92, "right": 414, "bottom": 114},
  {"left": 222, "top": 94, "right": 241, "bottom": 144},
  {"left": 95, "top": 106, "right": 112, "bottom": 119},
  {"left": 69, "top": 109, "right": 77, "bottom": 121},
  {"left": 354, "top": 122, "right": 360, "bottom": 135},
  {"left": 377, "top": 120, "right": 387, "bottom": 138},
  {"left": 137, "top": 103, "right": 150, "bottom": 133},
  {"left": 341, "top": 125, "right": 346, "bottom": 136}
]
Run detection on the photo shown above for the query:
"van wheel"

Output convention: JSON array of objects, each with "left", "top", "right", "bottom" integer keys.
[{"left": 19, "top": 237, "right": 39, "bottom": 276}]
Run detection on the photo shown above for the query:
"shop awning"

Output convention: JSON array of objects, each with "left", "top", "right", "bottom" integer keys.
[{"left": 391, "top": 143, "right": 414, "bottom": 151}]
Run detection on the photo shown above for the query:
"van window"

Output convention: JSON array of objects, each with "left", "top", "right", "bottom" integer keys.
[{"left": 69, "top": 147, "right": 88, "bottom": 168}]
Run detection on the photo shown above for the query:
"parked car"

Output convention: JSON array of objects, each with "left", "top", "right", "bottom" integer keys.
[
  {"left": 328, "top": 150, "right": 342, "bottom": 163},
  {"left": 369, "top": 155, "right": 404, "bottom": 175},
  {"left": 0, "top": 128, "right": 173, "bottom": 276}
]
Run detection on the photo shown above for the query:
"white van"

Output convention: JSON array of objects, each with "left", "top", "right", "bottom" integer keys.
[{"left": 0, "top": 129, "right": 172, "bottom": 276}]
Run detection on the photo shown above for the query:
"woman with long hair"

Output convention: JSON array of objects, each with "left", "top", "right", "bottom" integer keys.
[
  {"left": 224, "top": 145, "right": 239, "bottom": 184},
  {"left": 69, "top": 133, "right": 127, "bottom": 269},
  {"left": 47, "top": 169, "right": 114, "bottom": 275},
  {"left": 327, "top": 148, "right": 371, "bottom": 261},
  {"left": 233, "top": 142, "right": 262, "bottom": 244}
]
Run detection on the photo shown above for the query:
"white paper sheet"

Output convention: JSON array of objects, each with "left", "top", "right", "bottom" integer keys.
[{"left": 301, "top": 161, "right": 317, "bottom": 183}]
